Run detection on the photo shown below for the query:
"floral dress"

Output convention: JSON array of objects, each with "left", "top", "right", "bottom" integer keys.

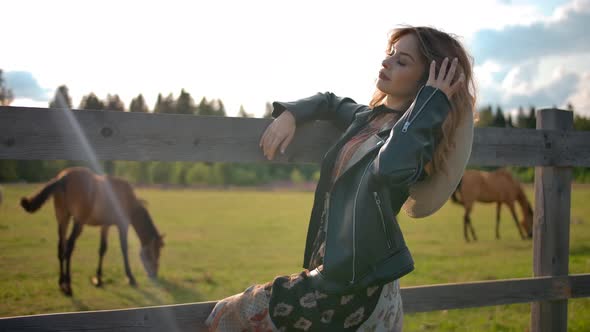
[{"left": 206, "top": 110, "right": 404, "bottom": 332}]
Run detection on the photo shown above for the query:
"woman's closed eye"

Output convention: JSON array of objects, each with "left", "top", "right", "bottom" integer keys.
[{"left": 386, "top": 52, "right": 407, "bottom": 67}]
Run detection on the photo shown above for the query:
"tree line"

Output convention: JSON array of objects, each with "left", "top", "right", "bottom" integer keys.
[{"left": 0, "top": 69, "right": 589, "bottom": 184}]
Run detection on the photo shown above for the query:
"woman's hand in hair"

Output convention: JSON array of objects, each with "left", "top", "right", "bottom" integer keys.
[
  {"left": 259, "top": 110, "right": 296, "bottom": 160},
  {"left": 426, "top": 57, "right": 465, "bottom": 100}
]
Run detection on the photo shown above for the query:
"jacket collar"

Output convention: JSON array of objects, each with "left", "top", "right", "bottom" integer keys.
[{"left": 332, "top": 107, "right": 403, "bottom": 182}]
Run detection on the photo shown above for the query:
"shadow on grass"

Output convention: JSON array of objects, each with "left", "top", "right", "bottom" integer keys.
[
  {"left": 105, "top": 276, "right": 206, "bottom": 308},
  {"left": 149, "top": 277, "right": 205, "bottom": 304},
  {"left": 570, "top": 243, "right": 590, "bottom": 256},
  {"left": 70, "top": 298, "right": 89, "bottom": 311}
]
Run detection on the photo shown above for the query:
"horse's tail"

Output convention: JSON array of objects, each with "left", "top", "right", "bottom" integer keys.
[
  {"left": 20, "top": 176, "right": 64, "bottom": 213},
  {"left": 450, "top": 178, "right": 463, "bottom": 205}
]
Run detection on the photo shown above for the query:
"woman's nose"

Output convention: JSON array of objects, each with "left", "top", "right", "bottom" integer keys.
[{"left": 382, "top": 56, "right": 394, "bottom": 69}]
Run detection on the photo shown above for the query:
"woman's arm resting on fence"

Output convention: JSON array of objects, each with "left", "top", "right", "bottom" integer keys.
[
  {"left": 260, "top": 92, "right": 366, "bottom": 160},
  {"left": 271, "top": 92, "right": 366, "bottom": 131},
  {"left": 259, "top": 110, "right": 297, "bottom": 160}
]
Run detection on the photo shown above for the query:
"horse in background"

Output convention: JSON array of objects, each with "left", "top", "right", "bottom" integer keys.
[
  {"left": 450, "top": 168, "right": 533, "bottom": 242},
  {"left": 20, "top": 167, "right": 164, "bottom": 296}
]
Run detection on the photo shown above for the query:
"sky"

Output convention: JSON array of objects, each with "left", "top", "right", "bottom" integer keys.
[{"left": 2, "top": 0, "right": 590, "bottom": 118}]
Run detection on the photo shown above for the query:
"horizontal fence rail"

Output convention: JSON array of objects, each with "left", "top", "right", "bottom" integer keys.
[
  {"left": 1, "top": 106, "right": 590, "bottom": 166},
  {"left": 1, "top": 274, "right": 588, "bottom": 331}
]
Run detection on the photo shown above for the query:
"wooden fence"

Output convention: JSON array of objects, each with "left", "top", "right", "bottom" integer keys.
[{"left": 0, "top": 106, "right": 589, "bottom": 331}]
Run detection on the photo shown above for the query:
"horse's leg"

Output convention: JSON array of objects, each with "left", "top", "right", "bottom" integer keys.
[
  {"left": 468, "top": 217, "right": 478, "bottom": 241},
  {"left": 464, "top": 204, "right": 478, "bottom": 241},
  {"left": 57, "top": 223, "right": 68, "bottom": 293},
  {"left": 118, "top": 225, "right": 137, "bottom": 286},
  {"left": 463, "top": 204, "right": 473, "bottom": 242},
  {"left": 63, "top": 221, "right": 84, "bottom": 296},
  {"left": 496, "top": 202, "right": 502, "bottom": 240},
  {"left": 92, "top": 225, "right": 109, "bottom": 287},
  {"left": 54, "top": 197, "right": 70, "bottom": 295},
  {"left": 463, "top": 216, "right": 469, "bottom": 242},
  {"left": 508, "top": 203, "right": 526, "bottom": 240}
]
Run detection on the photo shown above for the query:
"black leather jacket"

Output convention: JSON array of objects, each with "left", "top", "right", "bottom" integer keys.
[{"left": 272, "top": 85, "right": 451, "bottom": 294}]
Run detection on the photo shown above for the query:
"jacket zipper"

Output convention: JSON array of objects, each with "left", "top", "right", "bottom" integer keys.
[
  {"left": 373, "top": 192, "right": 392, "bottom": 249},
  {"left": 351, "top": 162, "right": 373, "bottom": 284},
  {"left": 401, "top": 86, "right": 439, "bottom": 133},
  {"left": 323, "top": 192, "right": 330, "bottom": 232}
]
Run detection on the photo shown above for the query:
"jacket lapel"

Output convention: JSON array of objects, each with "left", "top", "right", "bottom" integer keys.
[
  {"left": 337, "top": 134, "right": 385, "bottom": 177},
  {"left": 337, "top": 118, "right": 396, "bottom": 178},
  {"left": 333, "top": 111, "right": 399, "bottom": 185}
]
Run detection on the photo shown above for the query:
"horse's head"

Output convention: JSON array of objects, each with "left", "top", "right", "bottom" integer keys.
[
  {"left": 521, "top": 204, "right": 534, "bottom": 239},
  {"left": 140, "top": 234, "right": 164, "bottom": 279}
]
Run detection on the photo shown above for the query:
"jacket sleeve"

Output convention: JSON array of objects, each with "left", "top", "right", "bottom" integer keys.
[
  {"left": 368, "top": 85, "right": 452, "bottom": 189},
  {"left": 272, "top": 92, "right": 367, "bottom": 131}
]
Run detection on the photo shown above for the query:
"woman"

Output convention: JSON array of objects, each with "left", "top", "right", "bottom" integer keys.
[{"left": 206, "top": 25, "right": 477, "bottom": 331}]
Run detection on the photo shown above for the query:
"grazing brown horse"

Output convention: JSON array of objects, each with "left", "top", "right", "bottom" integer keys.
[
  {"left": 450, "top": 168, "right": 533, "bottom": 242},
  {"left": 20, "top": 167, "right": 164, "bottom": 296}
]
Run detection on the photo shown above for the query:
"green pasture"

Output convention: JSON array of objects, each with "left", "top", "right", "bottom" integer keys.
[{"left": 0, "top": 183, "right": 588, "bottom": 331}]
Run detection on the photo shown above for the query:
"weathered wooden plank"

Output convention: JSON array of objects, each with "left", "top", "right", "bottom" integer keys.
[
  {"left": 0, "top": 301, "right": 216, "bottom": 332},
  {"left": 0, "top": 106, "right": 341, "bottom": 164},
  {"left": 1, "top": 106, "right": 589, "bottom": 166},
  {"left": 1, "top": 274, "right": 589, "bottom": 331},
  {"left": 402, "top": 274, "right": 590, "bottom": 313},
  {"left": 472, "top": 126, "right": 590, "bottom": 167},
  {"left": 531, "top": 108, "right": 573, "bottom": 332}
]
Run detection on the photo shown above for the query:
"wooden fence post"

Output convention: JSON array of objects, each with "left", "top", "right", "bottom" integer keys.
[{"left": 531, "top": 108, "right": 573, "bottom": 332}]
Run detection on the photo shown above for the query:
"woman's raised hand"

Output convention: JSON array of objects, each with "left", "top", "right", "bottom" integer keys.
[
  {"left": 426, "top": 57, "right": 465, "bottom": 100},
  {"left": 259, "top": 110, "right": 296, "bottom": 160}
]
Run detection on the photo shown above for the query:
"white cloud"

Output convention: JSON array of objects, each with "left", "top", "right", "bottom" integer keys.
[
  {"left": 471, "top": 0, "right": 590, "bottom": 113},
  {"left": 567, "top": 72, "right": 590, "bottom": 116},
  {"left": 470, "top": 0, "right": 590, "bottom": 64},
  {"left": 500, "top": 60, "right": 539, "bottom": 94},
  {"left": 4, "top": 71, "right": 51, "bottom": 101}
]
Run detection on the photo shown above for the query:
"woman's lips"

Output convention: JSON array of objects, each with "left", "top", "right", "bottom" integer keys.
[{"left": 379, "top": 71, "right": 391, "bottom": 81}]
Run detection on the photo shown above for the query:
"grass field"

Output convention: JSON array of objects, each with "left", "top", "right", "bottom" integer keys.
[{"left": 0, "top": 183, "right": 588, "bottom": 331}]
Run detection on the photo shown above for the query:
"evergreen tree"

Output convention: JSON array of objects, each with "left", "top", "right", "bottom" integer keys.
[
  {"left": 176, "top": 89, "right": 196, "bottom": 115},
  {"left": 574, "top": 114, "right": 590, "bottom": 131},
  {"left": 516, "top": 106, "right": 526, "bottom": 128},
  {"left": 153, "top": 93, "right": 175, "bottom": 114},
  {"left": 49, "top": 85, "right": 73, "bottom": 109},
  {"left": 0, "top": 69, "right": 14, "bottom": 106},
  {"left": 476, "top": 105, "right": 494, "bottom": 127},
  {"left": 196, "top": 97, "right": 215, "bottom": 116},
  {"left": 215, "top": 99, "right": 227, "bottom": 116},
  {"left": 79, "top": 93, "right": 105, "bottom": 110},
  {"left": 129, "top": 94, "right": 149, "bottom": 113},
  {"left": 0, "top": 70, "right": 18, "bottom": 180},
  {"left": 263, "top": 102, "right": 273, "bottom": 118},
  {"left": 237, "top": 105, "right": 252, "bottom": 117},
  {"left": 105, "top": 94, "right": 125, "bottom": 111},
  {"left": 526, "top": 106, "right": 537, "bottom": 129},
  {"left": 507, "top": 114, "right": 514, "bottom": 128},
  {"left": 493, "top": 106, "right": 506, "bottom": 127}
]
